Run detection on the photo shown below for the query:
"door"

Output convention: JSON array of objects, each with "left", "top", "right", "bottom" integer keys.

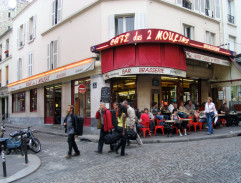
[
  {"left": 44, "top": 84, "right": 62, "bottom": 124},
  {"left": 72, "top": 78, "right": 91, "bottom": 126},
  {"left": 152, "top": 89, "right": 160, "bottom": 108}
]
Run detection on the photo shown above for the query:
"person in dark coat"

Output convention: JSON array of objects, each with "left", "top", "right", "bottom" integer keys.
[{"left": 64, "top": 105, "right": 80, "bottom": 159}]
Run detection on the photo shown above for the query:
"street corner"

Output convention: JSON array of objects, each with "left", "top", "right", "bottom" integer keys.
[{"left": 0, "top": 154, "right": 41, "bottom": 183}]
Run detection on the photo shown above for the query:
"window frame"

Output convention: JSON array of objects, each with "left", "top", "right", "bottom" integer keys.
[
  {"left": 12, "top": 92, "right": 26, "bottom": 113},
  {"left": 183, "top": 24, "right": 194, "bottom": 40},
  {"left": 206, "top": 31, "right": 215, "bottom": 45},
  {"left": 115, "top": 15, "right": 135, "bottom": 36},
  {"left": 30, "top": 89, "right": 37, "bottom": 112}
]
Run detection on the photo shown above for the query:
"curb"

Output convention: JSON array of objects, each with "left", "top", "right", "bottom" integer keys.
[{"left": 0, "top": 154, "right": 41, "bottom": 183}]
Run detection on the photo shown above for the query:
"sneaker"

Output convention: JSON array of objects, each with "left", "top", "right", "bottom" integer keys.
[
  {"left": 94, "top": 150, "right": 102, "bottom": 154},
  {"left": 65, "top": 154, "right": 71, "bottom": 159},
  {"left": 179, "top": 133, "right": 183, "bottom": 137},
  {"left": 184, "top": 132, "right": 187, "bottom": 136},
  {"left": 73, "top": 152, "right": 80, "bottom": 156}
]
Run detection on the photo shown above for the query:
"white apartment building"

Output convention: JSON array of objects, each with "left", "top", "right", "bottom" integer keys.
[{"left": 5, "top": 0, "right": 241, "bottom": 133}]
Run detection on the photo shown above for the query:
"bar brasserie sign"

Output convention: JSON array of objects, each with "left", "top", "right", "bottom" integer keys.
[{"left": 103, "top": 67, "right": 186, "bottom": 80}]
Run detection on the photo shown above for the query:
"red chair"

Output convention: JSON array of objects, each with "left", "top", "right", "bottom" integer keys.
[
  {"left": 181, "top": 118, "right": 191, "bottom": 134},
  {"left": 196, "top": 118, "right": 203, "bottom": 131},
  {"left": 187, "top": 117, "right": 200, "bottom": 132},
  {"left": 219, "top": 118, "right": 226, "bottom": 126},
  {"left": 154, "top": 119, "right": 165, "bottom": 136},
  {"left": 172, "top": 124, "right": 179, "bottom": 135},
  {"left": 139, "top": 121, "right": 152, "bottom": 138}
]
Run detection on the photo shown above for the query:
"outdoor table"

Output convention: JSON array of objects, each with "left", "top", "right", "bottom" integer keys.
[
  {"left": 218, "top": 114, "right": 226, "bottom": 117},
  {"left": 165, "top": 120, "right": 175, "bottom": 123},
  {"left": 181, "top": 119, "right": 192, "bottom": 121},
  {"left": 229, "top": 113, "right": 238, "bottom": 116}
]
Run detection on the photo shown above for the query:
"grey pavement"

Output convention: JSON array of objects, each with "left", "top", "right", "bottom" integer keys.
[{"left": 0, "top": 154, "right": 41, "bottom": 183}]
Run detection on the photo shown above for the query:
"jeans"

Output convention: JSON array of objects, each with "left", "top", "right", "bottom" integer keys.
[
  {"left": 150, "top": 121, "right": 154, "bottom": 131},
  {"left": 67, "top": 134, "right": 80, "bottom": 155},
  {"left": 206, "top": 112, "right": 214, "bottom": 134},
  {"left": 98, "top": 125, "right": 114, "bottom": 152}
]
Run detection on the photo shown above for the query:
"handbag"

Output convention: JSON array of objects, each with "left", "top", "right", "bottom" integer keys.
[
  {"left": 104, "top": 132, "right": 121, "bottom": 144},
  {"left": 97, "top": 119, "right": 101, "bottom": 129},
  {"left": 126, "top": 130, "right": 137, "bottom": 140}
]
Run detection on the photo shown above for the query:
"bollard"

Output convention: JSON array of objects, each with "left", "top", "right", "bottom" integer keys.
[
  {"left": 1, "top": 143, "right": 7, "bottom": 177},
  {"left": 24, "top": 138, "right": 28, "bottom": 164},
  {"left": 20, "top": 133, "right": 24, "bottom": 156}
]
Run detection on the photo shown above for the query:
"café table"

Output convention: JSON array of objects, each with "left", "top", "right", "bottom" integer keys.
[{"left": 218, "top": 114, "right": 226, "bottom": 117}]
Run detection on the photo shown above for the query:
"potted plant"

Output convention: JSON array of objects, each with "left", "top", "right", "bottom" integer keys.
[{"left": 4, "top": 50, "right": 8, "bottom": 58}]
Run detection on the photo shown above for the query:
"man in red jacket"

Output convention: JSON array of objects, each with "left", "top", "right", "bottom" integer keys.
[{"left": 95, "top": 102, "right": 113, "bottom": 154}]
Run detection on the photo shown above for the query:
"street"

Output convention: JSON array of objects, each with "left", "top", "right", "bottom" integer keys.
[{"left": 12, "top": 131, "right": 241, "bottom": 183}]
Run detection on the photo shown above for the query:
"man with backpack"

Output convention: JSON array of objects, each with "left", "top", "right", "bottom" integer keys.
[
  {"left": 95, "top": 102, "right": 113, "bottom": 154},
  {"left": 64, "top": 105, "right": 81, "bottom": 159}
]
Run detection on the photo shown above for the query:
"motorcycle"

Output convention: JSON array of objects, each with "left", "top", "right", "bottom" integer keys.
[{"left": 0, "top": 125, "right": 41, "bottom": 154}]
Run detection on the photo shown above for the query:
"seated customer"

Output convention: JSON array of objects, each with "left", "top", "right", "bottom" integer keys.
[
  {"left": 149, "top": 110, "right": 155, "bottom": 132},
  {"left": 151, "top": 102, "right": 159, "bottom": 114},
  {"left": 220, "top": 103, "right": 232, "bottom": 126},
  {"left": 185, "top": 100, "right": 195, "bottom": 112},
  {"left": 139, "top": 108, "right": 150, "bottom": 128},
  {"left": 160, "top": 103, "right": 170, "bottom": 120},
  {"left": 179, "top": 101, "right": 189, "bottom": 118},
  {"left": 156, "top": 111, "right": 165, "bottom": 126},
  {"left": 171, "top": 109, "right": 187, "bottom": 136}
]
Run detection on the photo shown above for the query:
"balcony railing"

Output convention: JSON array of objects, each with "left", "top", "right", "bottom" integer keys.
[
  {"left": 227, "top": 14, "right": 234, "bottom": 24},
  {"left": 183, "top": 0, "right": 192, "bottom": 10}
]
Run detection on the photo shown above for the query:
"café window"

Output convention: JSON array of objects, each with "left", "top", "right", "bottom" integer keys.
[
  {"left": 30, "top": 89, "right": 37, "bottom": 112},
  {"left": 112, "top": 78, "right": 136, "bottom": 108},
  {"left": 115, "top": 15, "right": 134, "bottom": 36},
  {"left": 12, "top": 92, "right": 25, "bottom": 112}
]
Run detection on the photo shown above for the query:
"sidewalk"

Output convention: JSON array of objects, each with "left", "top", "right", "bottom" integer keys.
[
  {"left": 4, "top": 123, "right": 241, "bottom": 144},
  {"left": 0, "top": 154, "right": 41, "bottom": 183}
]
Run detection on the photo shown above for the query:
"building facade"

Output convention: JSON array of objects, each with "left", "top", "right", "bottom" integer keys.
[{"left": 4, "top": 0, "right": 241, "bottom": 133}]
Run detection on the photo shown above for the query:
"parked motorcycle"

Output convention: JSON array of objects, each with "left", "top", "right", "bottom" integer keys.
[{"left": 0, "top": 125, "right": 41, "bottom": 154}]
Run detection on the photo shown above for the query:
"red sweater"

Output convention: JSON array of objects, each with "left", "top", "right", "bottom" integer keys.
[{"left": 95, "top": 108, "right": 113, "bottom": 132}]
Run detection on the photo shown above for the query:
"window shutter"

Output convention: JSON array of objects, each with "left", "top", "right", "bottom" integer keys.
[
  {"left": 27, "top": 21, "right": 29, "bottom": 42},
  {"left": 17, "top": 59, "right": 19, "bottom": 80},
  {"left": 33, "top": 15, "right": 36, "bottom": 38},
  {"left": 190, "top": 27, "right": 194, "bottom": 40},
  {"left": 52, "top": 0, "right": 56, "bottom": 26},
  {"left": 17, "top": 28, "right": 19, "bottom": 48},
  {"left": 53, "top": 40, "right": 58, "bottom": 69},
  {"left": 176, "top": 0, "right": 182, "bottom": 6},
  {"left": 109, "top": 14, "right": 115, "bottom": 39},
  {"left": 19, "top": 58, "right": 22, "bottom": 80},
  {"left": 200, "top": 0, "right": 205, "bottom": 14},
  {"left": 22, "top": 24, "right": 25, "bottom": 46},
  {"left": 194, "top": 0, "right": 200, "bottom": 12},
  {"left": 134, "top": 13, "right": 146, "bottom": 30},
  {"left": 28, "top": 53, "right": 33, "bottom": 76},
  {"left": 57, "top": 0, "right": 62, "bottom": 23},
  {"left": 47, "top": 44, "right": 50, "bottom": 70}
]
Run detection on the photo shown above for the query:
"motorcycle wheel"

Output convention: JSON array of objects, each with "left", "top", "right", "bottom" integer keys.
[
  {"left": 5, "top": 149, "right": 11, "bottom": 155},
  {"left": 30, "top": 138, "right": 41, "bottom": 153}
]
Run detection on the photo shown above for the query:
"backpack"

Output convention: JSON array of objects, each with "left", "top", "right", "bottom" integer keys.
[
  {"left": 76, "top": 116, "right": 84, "bottom": 136},
  {"left": 109, "top": 109, "right": 118, "bottom": 129}
]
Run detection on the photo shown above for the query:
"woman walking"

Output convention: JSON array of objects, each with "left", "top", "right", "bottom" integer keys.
[
  {"left": 114, "top": 105, "right": 128, "bottom": 156},
  {"left": 204, "top": 97, "right": 218, "bottom": 135}
]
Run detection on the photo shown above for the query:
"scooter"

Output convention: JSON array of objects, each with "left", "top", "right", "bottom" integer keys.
[{"left": 0, "top": 125, "right": 41, "bottom": 154}]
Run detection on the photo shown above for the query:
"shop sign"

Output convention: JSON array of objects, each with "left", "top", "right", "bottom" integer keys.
[
  {"left": 78, "top": 84, "right": 86, "bottom": 94},
  {"left": 91, "top": 29, "right": 234, "bottom": 56},
  {"left": 101, "top": 87, "right": 110, "bottom": 103},
  {"left": 103, "top": 67, "right": 186, "bottom": 80},
  {"left": 8, "top": 59, "right": 95, "bottom": 92},
  {"left": 152, "top": 77, "right": 159, "bottom": 86},
  {"left": 93, "top": 82, "right": 97, "bottom": 89},
  {"left": 185, "top": 51, "right": 230, "bottom": 66}
]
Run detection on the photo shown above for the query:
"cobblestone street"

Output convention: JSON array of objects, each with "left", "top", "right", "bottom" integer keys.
[{"left": 14, "top": 131, "right": 241, "bottom": 183}]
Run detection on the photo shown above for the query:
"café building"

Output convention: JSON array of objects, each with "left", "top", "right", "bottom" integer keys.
[{"left": 91, "top": 29, "right": 236, "bottom": 110}]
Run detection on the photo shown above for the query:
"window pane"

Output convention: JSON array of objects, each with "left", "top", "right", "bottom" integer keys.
[
  {"left": 115, "top": 17, "right": 123, "bottom": 35},
  {"left": 12, "top": 92, "right": 25, "bottom": 112},
  {"left": 126, "top": 17, "right": 134, "bottom": 32}
]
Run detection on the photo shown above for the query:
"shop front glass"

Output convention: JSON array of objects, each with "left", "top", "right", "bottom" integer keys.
[
  {"left": 161, "top": 76, "right": 199, "bottom": 106},
  {"left": 112, "top": 78, "right": 136, "bottom": 108},
  {"left": 73, "top": 78, "right": 91, "bottom": 126}
]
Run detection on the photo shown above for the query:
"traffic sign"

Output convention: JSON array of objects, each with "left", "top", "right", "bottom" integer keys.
[{"left": 78, "top": 84, "right": 86, "bottom": 94}]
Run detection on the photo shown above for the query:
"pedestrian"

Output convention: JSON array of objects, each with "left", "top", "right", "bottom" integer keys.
[
  {"left": 95, "top": 102, "right": 113, "bottom": 154},
  {"left": 63, "top": 105, "right": 80, "bottom": 159},
  {"left": 204, "top": 97, "right": 218, "bottom": 135},
  {"left": 114, "top": 105, "right": 128, "bottom": 156},
  {"left": 123, "top": 101, "right": 143, "bottom": 145}
]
